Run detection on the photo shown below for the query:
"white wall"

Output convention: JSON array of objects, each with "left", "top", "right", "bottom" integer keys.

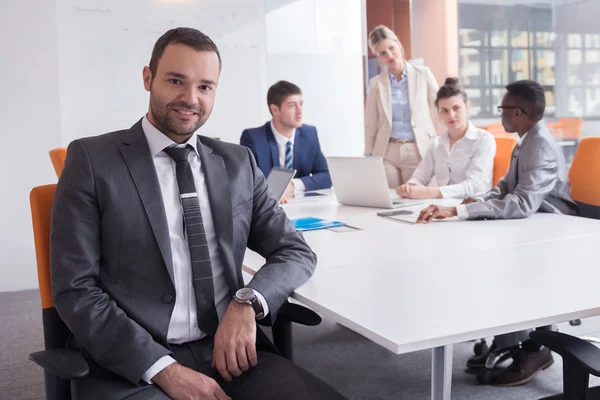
[
  {"left": 0, "top": 0, "right": 62, "bottom": 292},
  {"left": 0, "top": 0, "right": 365, "bottom": 292}
]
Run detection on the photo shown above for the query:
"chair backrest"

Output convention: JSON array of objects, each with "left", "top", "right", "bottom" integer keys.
[
  {"left": 487, "top": 122, "right": 514, "bottom": 138},
  {"left": 30, "top": 184, "right": 73, "bottom": 399},
  {"left": 569, "top": 137, "right": 600, "bottom": 219},
  {"left": 49, "top": 148, "right": 67, "bottom": 179},
  {"left": 558, "top": 117, "right": 583, "bottom": 140},
  {"left": 493, "top": 137, "right": 518, "bottom": 187}
]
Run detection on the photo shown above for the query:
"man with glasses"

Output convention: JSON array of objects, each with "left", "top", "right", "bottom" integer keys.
[{"left": 415, "top": 80, "right": 578, "bottom": 387}]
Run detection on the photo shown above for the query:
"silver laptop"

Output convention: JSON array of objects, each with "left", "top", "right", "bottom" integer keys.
[
  {"left": 327, "top": 156, "right": 424, "bottom": 209},
  {"left": 266, "top": 167, "right": 296, "bottom": 201}
]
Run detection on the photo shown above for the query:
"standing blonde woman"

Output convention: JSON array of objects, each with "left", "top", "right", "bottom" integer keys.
[{"left": 365, "top": 25, "right": 442, "bottom": 187}]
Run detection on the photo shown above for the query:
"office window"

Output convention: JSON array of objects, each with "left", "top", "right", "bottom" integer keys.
[
  {"left": 458, "top": 4, "right": 555, "bottom": 118},
  {"left": 458, "top": 1, "right": 600, "bottom": 120}
]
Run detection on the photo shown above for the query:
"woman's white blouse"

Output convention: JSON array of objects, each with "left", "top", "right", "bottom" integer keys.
[{"left": 408, "top": 122, "right": 496, "bottom": 199}]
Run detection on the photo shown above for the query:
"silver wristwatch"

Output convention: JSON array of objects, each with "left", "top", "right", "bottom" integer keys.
[{"left": 233, "top": 288, "right": 264, "bottom": 318}]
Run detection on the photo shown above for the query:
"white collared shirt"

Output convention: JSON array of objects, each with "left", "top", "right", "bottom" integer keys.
[
  {"left": 270, "top": 121, "right": 305, "bottom": 192},
  {"left": 409, "top": 122, "right": 496, "bottom": 199},
  {"left": 140, "top": 116, "right": 268, "bottom": 382}
]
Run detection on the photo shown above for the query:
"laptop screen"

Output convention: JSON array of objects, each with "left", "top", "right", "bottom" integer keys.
[{"left": 266, "top": 167, "right": 296, "bottom": 201}]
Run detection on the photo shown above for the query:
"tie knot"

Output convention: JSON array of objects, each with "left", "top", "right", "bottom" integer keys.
[
  {"left": 164, "top": 145, "right": 192, "bottom": 162},
  {"left": 286, "top": 140, "right": 292, "bottom": 149}
]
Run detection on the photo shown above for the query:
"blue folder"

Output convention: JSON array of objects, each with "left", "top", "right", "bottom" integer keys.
[{"left": 292, "top": 217, "right": 345, "bottom": 232}]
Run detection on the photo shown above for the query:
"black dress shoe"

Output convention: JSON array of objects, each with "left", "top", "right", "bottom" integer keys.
[
  {"left": 466, "top": 343, "right": 497, "bottom": 369},
  {"left": 492, "top": 347, "right": 554, "bottom": 387}
]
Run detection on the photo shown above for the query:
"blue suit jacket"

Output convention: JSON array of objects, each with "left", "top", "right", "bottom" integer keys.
[{"left": 240, "top": 122, "right": 332, "bottom": 191}]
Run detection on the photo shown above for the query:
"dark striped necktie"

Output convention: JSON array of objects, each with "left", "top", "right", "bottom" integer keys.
[
  {"left": 284, "top": 140, "right": 293, "bottom": 169},
  {"left": 163, "top": 145, "right": 219, "bottom": 336}
]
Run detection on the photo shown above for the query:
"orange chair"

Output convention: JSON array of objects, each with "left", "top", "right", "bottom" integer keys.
[
  {"left": 551, "top": 118, "right": 583, "bottom": 164},
  {"left": 557, "top": 117, "right": 583, "bottom": 140},
  {"left": 568, "top": 137, "right": 600, "bottom": 219},
  {"left": 486, "top": 122, "right": 514, "bottom": 138},
  {"left": 49, "top": 148, "right": 67, "bottom": 178},
  {"left": 29, "top": 184, "right": 89, "bottom": 399},
  {"left": 493, "top": 137, "right": 518, "bottom": 186}
]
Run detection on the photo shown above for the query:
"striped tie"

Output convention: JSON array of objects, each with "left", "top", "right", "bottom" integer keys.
[
  {"left": 163, "top": 145, "right": 219, "bottom": 336},
  {"left": 284, "top": 140, "right": 293, "bottom": 169}
]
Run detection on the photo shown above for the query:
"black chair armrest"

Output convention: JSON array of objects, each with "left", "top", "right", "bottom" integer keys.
[
  {"left": 275, "top": 302, "right": 321, "bottom": 326},
  {"left": 530, "top": 330, "right": 600, "bottom": 376},
  {"left": 257, "top": 301, "right": 322, "bottom": 327},
  {"left": 29, "top": 348, "right": 89, "bottom": 380}
]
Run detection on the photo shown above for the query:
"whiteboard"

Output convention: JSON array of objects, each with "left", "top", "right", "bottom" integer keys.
[
  {"left": 56, "top": 0, "right": 365, "bottom": 157},
  {"left": 56, "top": 0, "right": 268, "bottom": 144}
]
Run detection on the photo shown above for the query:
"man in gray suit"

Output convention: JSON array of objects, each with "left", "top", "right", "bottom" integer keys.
[
  {"left": 50, "top": 27, "right": 345, "bottom": 400},
  {"left": 415, "top": 80, "right": 578, "bottom": 387}
]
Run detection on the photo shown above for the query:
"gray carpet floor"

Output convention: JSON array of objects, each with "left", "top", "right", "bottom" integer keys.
[{"left": 2, "top": 289, "right": 600, "bottom": 400}]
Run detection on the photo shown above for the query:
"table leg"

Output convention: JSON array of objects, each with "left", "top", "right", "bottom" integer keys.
[{"left": 431, "top": 344, "right": 453, "bottom": 400}]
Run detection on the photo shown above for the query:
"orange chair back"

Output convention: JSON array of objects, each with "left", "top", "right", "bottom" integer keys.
[
  {"left": 556, "top": 117, "right": 583, "bottom": 140},
  {"left": 487, "top": 122, "right": 514, "bottom": 139},
  {"left": 49, "top": 148, "right": 67, "bottom": 178},
  {"left": 30, "top": 184, "right": 57, "bottom": 310},
  {"left": 493, "top": 137, "right": 518, "bottom": 186},
  {"left": 569, "top": 137, "right": 600, "bottom": 209}
]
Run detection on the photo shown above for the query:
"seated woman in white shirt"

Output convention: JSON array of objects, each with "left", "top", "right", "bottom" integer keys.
[{"left": 396, "top": 77, "right": 496, "bottom": 199}]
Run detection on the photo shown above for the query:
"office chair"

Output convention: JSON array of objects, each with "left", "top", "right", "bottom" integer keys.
[
  {"left": 493, "top": 137, "right": 518, "bottom": 186},
  {"left": 29, "top": 184, "right": 87, "bottom": 400},
  {"left": 28, "top": 185, "right": 320, "bottom": 399},
  {"left": 566, "top": 137, "right": 600, "bottom": 326},
  {"left": 524, "top": 138, "right": 600, "bottom": 399},
  {"left": 48, "top": 148, "right": 67, "bottom": 178},
  {"left": 529, "top": 330, "right": 600, "bottom": 400},
  {"left": 486, "top": 122, "right": 514, "bottom": 138},
  {"left": 569, "top": 137, "right": 600, "bottom": 220}
]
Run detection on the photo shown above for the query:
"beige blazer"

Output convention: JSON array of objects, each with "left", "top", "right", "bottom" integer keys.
[{"left": 364, "top": 62, "right": 442, "bottom": 158}]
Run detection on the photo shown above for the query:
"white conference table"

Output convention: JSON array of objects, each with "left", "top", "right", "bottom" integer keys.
[{"left": 243, "top": 192, "right": 600, "bottom": 400}]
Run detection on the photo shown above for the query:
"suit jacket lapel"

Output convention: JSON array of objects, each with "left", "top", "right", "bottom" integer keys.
[
  {"left": 265, "top": 123, "right": 280, "bottom": 169},
  {"left": 196, "top": 137, "right": 238, "bottom": 293},
  {"left": 406, "top": 63, "right": 417, "bottom": 121},
  {"left": 293, "top": 128, "right": 304, "bottom": 171},
  {"left": 120, "top": 120, "right": 174, "bottom": 284},
  {"left": 378, "top": 72, "right": 393, "bottom": 126}
]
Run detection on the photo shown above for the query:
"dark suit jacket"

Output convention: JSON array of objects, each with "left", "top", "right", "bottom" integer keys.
[
  {"left": 240, "top": 122, "right": 332, "bottom": 191},
  {"left": 50, "top": 119, "right": 316, "bottom": 386}
]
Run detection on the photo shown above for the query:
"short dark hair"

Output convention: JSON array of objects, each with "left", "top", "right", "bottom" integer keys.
[
  {"left": 435, "top": 77, "right": 467, "bottom": 108},
  {"left": 149, "top": 27, "right": 222, "bottom": 77},
  {"left": 267, "top": 81, "right": 302, "bottom": 113},
  {"left": 505, "top": 79, "right": 546, "bottom": 121}
]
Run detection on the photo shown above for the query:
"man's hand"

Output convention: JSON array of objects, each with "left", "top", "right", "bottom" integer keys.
[
  {"left": 416, "top": 205, "right": 457, "bottom": 224},
  {"left": 152, "top": 362, "right": 231, "bottom": 400},
  {"left": 461, "top": 197, "right": 478, "bottom": 205},
  {"left": 279, "top": 195, "right": 289, "bottom": 205},
  {"left": 212, "top": 301, "right": 257, "bottom": 382},
  {"left": 285, "top": 181, "right": 295, "bottom": 194}
]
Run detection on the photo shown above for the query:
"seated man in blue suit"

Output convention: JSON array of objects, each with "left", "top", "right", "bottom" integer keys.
[{"left": 240, "top": 81, "right": 332, "bottom": 195}]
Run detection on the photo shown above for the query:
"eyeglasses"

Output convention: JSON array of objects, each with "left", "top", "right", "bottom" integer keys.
[{"left": 497, "top": 106, "right": 527, "bottom": 114}]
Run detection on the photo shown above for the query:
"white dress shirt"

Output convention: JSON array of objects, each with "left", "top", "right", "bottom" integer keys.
[
  {"left": 270, "top": 121, "right": 306, "bottom": 192},
  {"left": 456, "top": 130, "right": 524, "bottom": 219},
  {"left": 140, "top": 116, "right": 268, "bottom": 382},
  {"left": 408, "top": 122, "right": 496, "bottom": 199}
]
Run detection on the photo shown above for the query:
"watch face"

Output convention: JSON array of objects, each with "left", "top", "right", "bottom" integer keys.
[{"left": 236, "top": 288, "right": 254, "bottom": 302}]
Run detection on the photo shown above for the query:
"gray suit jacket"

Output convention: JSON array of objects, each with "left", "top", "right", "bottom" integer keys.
[
  {"left": 465, "top": 121, "right": 578, "bottom": 219},
  {"left": 50, "top": 119, "right": 316, "bottom": 385}
]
